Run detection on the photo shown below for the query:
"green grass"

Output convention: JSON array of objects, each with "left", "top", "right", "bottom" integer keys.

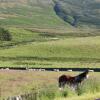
[
  {"left": 0, "top": 1, "right": 99, "bottom": 100},
  {"left": 0, "top": 31, "right": 100, "bottom": 68},
  {"left": 54, "top": 0, "right": 100, "bottom": 28},
  {"left": 0, "top": 27, "right": 56, "bottom": 48},
  {"left": 0, "top": 71, "right": 100, "bottom": 100},
  {"left": 40, "top": 75, "right": 100, "bottom": 100},
  {"left": 0, "top": 0, "right": 100, "bottom": 29},
  {"left": 55, "top": 93, "right": 100, "bottom": 100},
  {"left": 0, "top": 0, "right": 69, "bottom": 29},
  {"left": 39, "top": 74, "right": 100, "bottom": 100}
]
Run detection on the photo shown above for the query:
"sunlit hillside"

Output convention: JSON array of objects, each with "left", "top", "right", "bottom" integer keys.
[
  {"left": 0, "top": 0, "right": 100, "bottom": 29},
  {"left": 0, "top": 0, "right": 69, "bottom": 29}
]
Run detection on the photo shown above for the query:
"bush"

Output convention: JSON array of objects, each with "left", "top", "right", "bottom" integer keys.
[{"left": 0, "top": 27, "right": 12, "bottom": 41}]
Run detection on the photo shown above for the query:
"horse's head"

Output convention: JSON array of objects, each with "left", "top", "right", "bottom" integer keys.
[{"left": 75, "top": 69, "right": 89, "bottom": 83}]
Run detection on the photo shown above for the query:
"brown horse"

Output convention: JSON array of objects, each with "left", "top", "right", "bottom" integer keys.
[{"left": 58, "top": 70, "right": 89, "bottom": 90}]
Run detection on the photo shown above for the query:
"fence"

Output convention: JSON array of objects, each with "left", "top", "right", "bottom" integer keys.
[
  {"left": 0, "top": 67, "right": 100, "bottom": 72},
  {"left": 5, "top": 87, "right": 56, "bottom": 100},
  {"left": 3, "top": 83, "right": 100, "bottom": 100},
  {"left": 6, "top": 91, "right": 38, "bottom": 100}
]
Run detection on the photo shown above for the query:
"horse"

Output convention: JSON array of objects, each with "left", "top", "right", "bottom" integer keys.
[{"left": 58, "top": 70, "right": 89, "bottom": 90}]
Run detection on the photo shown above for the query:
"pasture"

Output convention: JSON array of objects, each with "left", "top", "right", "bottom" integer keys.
[
  {"left": 0, "top": 0, "right": 100, "bottom": 99},
  {"left": 0, "top": 28, "right": 100, "bottom": 68},
  {"left": 0, "top": 70, "right": 100, "bottom": 100},
  {"left": 0, "top": 27, "right": 100, "bottom": 100}
]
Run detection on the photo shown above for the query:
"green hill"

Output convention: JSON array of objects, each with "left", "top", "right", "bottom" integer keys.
[
  {"left": 0, "top": 0, "right": 100, "bottom": 29},
  {"left": 0, "top": 0, "right": 69, "bottom": 29},
  {"left": 54, "top": 0, "right": 100, "bottom": 28},
  {"left": 0, "top": 0, "right": 100, "bottom": 68}
]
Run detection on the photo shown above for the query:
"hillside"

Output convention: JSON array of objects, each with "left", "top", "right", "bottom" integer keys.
[
  {"left": 54, "top": 0, "right": 100, "bottom": 28},
  {"left": 0, "top": 0, "right": 100, "bottom": 29},
  {"left": 0, "top": 0, "right": 100, "bottom": 68},
  {"left": 0, "top": 1, "right": 100, "bottom": 99},
  {"left": 0, "top": 0, "right": 69, "bottom": 29}
]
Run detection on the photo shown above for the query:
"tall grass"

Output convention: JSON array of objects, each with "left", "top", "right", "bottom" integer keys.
[
  {"left": 77, "top": 78, "right": 100, "bottom": 95},
  {"left": 37, "top": 78, "right": 100, "bottom": 100},
  {"left": 1, "top": 71, "right": 100, "bottom": 100},
  {"left": 0, "top": 34, "right": 100, "bottom": 68}
]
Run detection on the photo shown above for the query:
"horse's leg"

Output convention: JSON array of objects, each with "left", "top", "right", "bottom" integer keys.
[
  {"left": 60, "top": 81, "right": 66, "bottom": 90},
  {"left": 59, "top": 81, "right": 63, "bottom": 90},
  {"left": 59, "top": 81, "right": 66, "bottom": 90},
  {"left": 70, "top": 83, "right": 77, "bottom": 91},
  {"left": 70, "top": 85, "right": 74, "bottom": 91},
  {"left": 75, "top": 83, "right": 82, "bottom": 95},
  {"left": 59, "top": 82, "right": 61, "bottom": 88}
]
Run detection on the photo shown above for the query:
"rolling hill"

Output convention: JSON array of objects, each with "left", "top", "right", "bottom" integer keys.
[
  {"left": 0, "top": 0, "right": 69, "bottom": 29},
  {"left": 0, "top": 1, "right": 100, "bottom": 99},
  {"left": 0, "top": 0, "right": 100, "bottom": 68},
  {"left": 54, "top": 0, "right": 100, "bottom": 28},
  {"left": 0, "top": 0, "right": 100, "bottom": 29}
]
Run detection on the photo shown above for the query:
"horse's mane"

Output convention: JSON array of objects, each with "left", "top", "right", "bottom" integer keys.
[
  {"left": 75, "top": 70, "right": 89, "bottom": 83},
  {"left": 78, "top": 70, "right": 89, "bottom": 77}
]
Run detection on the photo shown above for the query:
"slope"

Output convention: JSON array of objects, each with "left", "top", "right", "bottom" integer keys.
[
  {"left": 54, "top": 0, "right": 100, "bottom": 28},
  {"left": 0, "top": 0, "right": 69, "bottom": 29}
]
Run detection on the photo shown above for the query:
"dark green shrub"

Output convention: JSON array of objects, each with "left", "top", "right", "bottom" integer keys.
[{"left": 0, "top": 27, "right": 12, "bottom": 41}]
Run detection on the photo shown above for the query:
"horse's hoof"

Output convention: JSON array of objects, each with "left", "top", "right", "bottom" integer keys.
[{"left": 59, "top": 88, "right": 62, "bottom": 91}]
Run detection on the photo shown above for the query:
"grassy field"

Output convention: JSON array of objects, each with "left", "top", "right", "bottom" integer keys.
[
  {"left": 0, "top": 0, "right": 100, "bottom": 100},
  {"left": 0, "top": 70, "right": 99, "bottom": 100},
  {"left": 0, "top": 0, "right": 100, "bottom": 68},
  {"left": 0, "top": 28, "right": 100, "bottom": 68},
  {"left": 55, "top": 93, "right": 100, "bottom": 100}
]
